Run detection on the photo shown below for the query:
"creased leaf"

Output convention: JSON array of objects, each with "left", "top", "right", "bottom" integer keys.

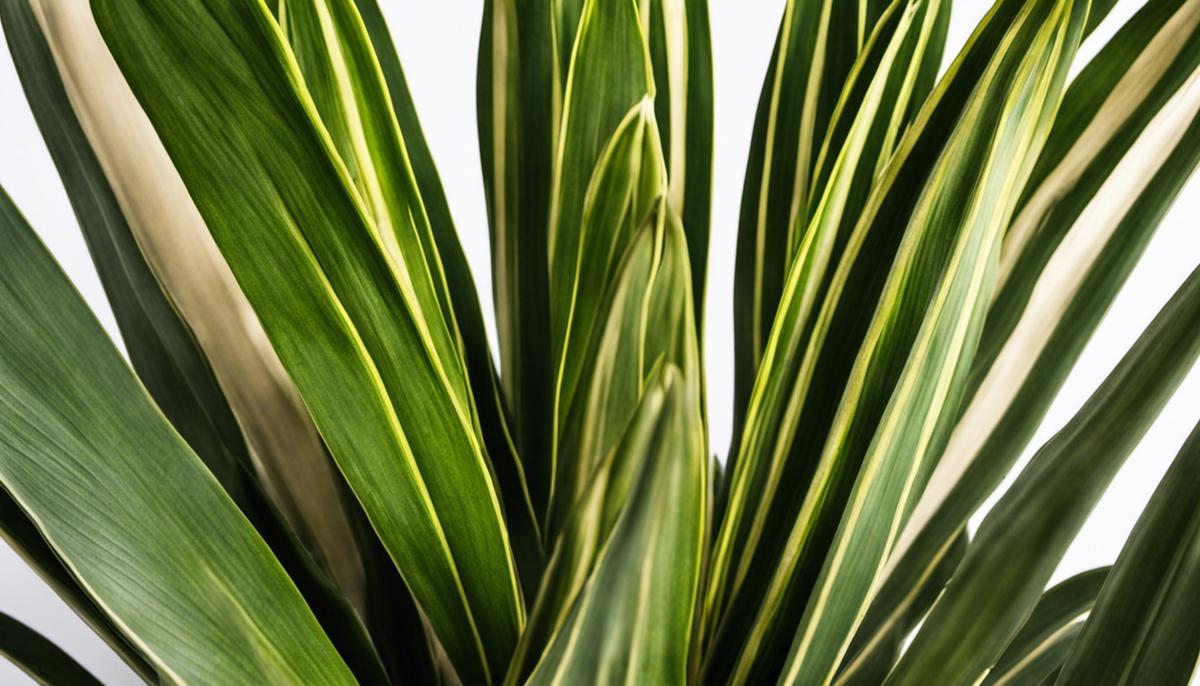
[{"left": 526, "top": 365, "right": 706, "bottom": 686}]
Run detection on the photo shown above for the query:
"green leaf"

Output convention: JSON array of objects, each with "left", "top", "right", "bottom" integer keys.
[
  {"left": 525, "top": 365, "right": 707, "bottom": 686},
  {"left": 866, "top": 2, "right": 1200, "bottom": 660},
  {"left": 0, "top": 494, "right": 154, "bottom": 682},
  {"left": 982, "top": 568, "right": 1108, "bottom": 686},
  {"left": 706, "top": 0, "right": 1080, "bottom": 680},
  {"left": 547, "top": 0, "right": 657, "bottom": 531},
  {"left": 0, "top": 187, "right": 356, "bottom": 684},
  {"left": 730, "top": 0, "right": 887, "bottom": 439},
  {"left": 10, "top": 0, "right": 366, "bottom": 609},
  {"left": 90, "top": 1, "right": 524, "bottom": 682},
  {"left": 640, "top": 0, "right": 713, "bottom": 317},
  {"left": 833, "top": 530, "right": 967, "bottom": 685},
  {"left": 1, "top": 5, "right": 394, "bottom": 681},
  {"left": 1056, "top": 420, "right": 1200, "bottom": 686},
  {"left": 478, "top": 0, "right": 561, "bottom": 513},
  {"left": 0, "top": 612, "right": 103, "bottom": 686},
  {"left": 508, "top": 200, "right": 701, "bottom": 685},
  {"left": 884, "top": 263, "right": 1200, "bottom": 686},
  {"left": 349, "top": 0, "right": 545, "bottom": 596},
  {"left": 546, "top": 100, "right": 667, "bottom": 535},
  {"left": 773, "top": 5, "right": 1085, "bottom": 684}
]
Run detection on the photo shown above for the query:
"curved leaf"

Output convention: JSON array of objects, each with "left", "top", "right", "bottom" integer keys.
[
  {"left": 0, "top": 187, "right": 356, "bottom": 684},
  {"left": 0, "top": 612, "right": 103, "bottom": 686},
  {"left": 1056, "top": 421, "right": 1200, "bottom": 686},
  {"left": 884, "top": 263, "right": 1200, "bottom": 686},
  {"left": 90, "top": 0, "right": 524, "bottom": 681},
  {"left": 526, "top": 366, "right": 707, "bottom": 686}
]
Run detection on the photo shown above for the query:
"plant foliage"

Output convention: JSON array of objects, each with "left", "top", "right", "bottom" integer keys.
[{"left": 0, "top": 0, "right": 1199, "bottom": 683}]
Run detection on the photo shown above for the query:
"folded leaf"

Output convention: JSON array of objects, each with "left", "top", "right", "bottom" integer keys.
[
  {"left": 90, "top": 1, "right": 523, "bottom": 681},
  {"left": 526, "top": 365, "right": 707, "bottom": 686},
  {"left": 509, "top": 200, "right": 700, "bottom": 684},
  {"left": 885, "top": 263, "right": 1200, "bottom": 686},
  {"left": 0, "top": 611, "right": 103, "bottom": 686},
  {"left": 0, "top": 187, "right": 356, "bottom": 684},
  {"left": 640, "top": 0, "right": 713, "bottom": 315},
  {"left": 547, "top": 100, "right": 667, "bottom": 535},
  {"left": 1056, "top": 420, "right": 1200, "bottom": 686}
]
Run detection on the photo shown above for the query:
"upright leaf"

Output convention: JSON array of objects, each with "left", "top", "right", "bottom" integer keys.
[
  {"left": 706, "top": 0, "right": 1070, "bottom": 679},
  {"left": 0, "top": 188, "right": 356, "bottom": 684},
  {"left": 868, "top": 3, "right": 1200, "bottom": 662},
  {"left": 509, "top": 201, "right": 701, "bottom": 684},
  {"left": 1056, "top": 421, "right": 1200, "bottom": 686},
  {"left": 640, "top": 0, "right": 713, "bottom": 315},
  {"left": 526, "top": 366, "right": 707, "bottom": 686},
  {"left": 91, "top": 0, "right": 523, "bottom": 681},
  {"left": 885, "top": 263, "right": 1200, "bottom": 686},
  {"left": 731, "top": 0, "right": 886, "bottom": 435},
  {"left": 15, "top": 0, "right": 364, "bottom": 606},
  {"left": 478, "top": 0, "right": 560, "bottom": 510}
]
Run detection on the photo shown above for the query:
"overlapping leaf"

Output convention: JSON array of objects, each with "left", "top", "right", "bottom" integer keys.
[
  {"left": 90, "top": 0, "right": 523, "bottom": 682},
  {"left": 0, "top": 188, "right": 357, "bottom": 684},
  {"left": 347, "top": 0, "right": 544, "bottom": 594},
  {"left": 705, "top": 0, "right": 1073, "bottom": 679},
  {"left": 730, "top": 0, "right": 897, "bottom": 437},
  {"left": 863, "top": 3, "right": 1200, "bottom": 664},
  {"left": 1056, "top": 421, "right": 1200, "bottom": 686},
  {"left": 7, "top": 0, "right": 366, "bottom": 608},
  {"left": 981, "top": 568, "right": 1107, "bottom": 686},
  {"left": 509, "top": 201, "right": 700, "bottom": 684},
  {"left": 546, "top": 100, "right": 666, "bottom": 535},
  {"left": 525, "top": 366, "right": 706, "bottom": 686},
  {"left": 885, "top": 263, "right": 1200, "bottom": 685}
]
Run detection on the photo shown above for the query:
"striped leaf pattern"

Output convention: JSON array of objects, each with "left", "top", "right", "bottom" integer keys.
[
  {"left": 730, "top": 0, "right": 891, "bottom": 439},
  {"left": 1, "top": 0, "right": 1199, "bottom": 683},
  {"left": 863, "top": 3, "right": 1200, "bottom": 665},
  {"left": 885, "top": 263, "right": 1200, "bottom": 685},
  {"left": 90, "top": 1, "right": 523, "bottom": 682}
]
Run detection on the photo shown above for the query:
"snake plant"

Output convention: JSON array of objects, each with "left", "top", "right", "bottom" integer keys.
[{"left": 1, "top": 0, "right": 1199, "bottom": 683}]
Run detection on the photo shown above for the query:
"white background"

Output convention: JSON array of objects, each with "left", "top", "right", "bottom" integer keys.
[{"left": 1, "top": 1, "right": 1198, "bottom": 683}]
